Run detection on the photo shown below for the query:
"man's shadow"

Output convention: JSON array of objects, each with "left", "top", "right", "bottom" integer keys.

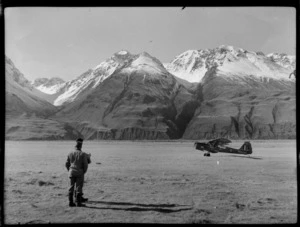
[{"left": 83, "top": 200, "right": 193, "bottom": 213}]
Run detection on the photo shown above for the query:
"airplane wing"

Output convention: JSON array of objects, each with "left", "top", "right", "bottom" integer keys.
[{"left": 208, "top": 138, "right": 231, "bottom": 147}]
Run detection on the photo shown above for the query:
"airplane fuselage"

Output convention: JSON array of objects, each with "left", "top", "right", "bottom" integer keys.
[
  {"left": 217, "top": 146, "right": 252, "bottom": 155},
  {"left": 194, "top": 141, "right": 252, "bottom": 156}
]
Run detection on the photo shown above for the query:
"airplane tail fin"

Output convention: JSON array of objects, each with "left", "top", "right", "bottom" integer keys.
[{"left": 239, "top": 141, "right": 252, "bottom": 154}]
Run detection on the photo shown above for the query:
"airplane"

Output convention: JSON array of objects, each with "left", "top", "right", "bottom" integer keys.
[{"left": 194, "top": 138, "right": 252, "bottom": 157}]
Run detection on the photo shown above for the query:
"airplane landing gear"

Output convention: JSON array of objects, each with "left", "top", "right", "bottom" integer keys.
[{"left": 204, "top": 153, "right": 210, "bottom": 157}]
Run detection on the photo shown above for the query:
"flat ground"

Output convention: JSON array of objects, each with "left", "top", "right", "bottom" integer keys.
[{"left": 4, "top": 140, "right": 297, "bottom": 224}]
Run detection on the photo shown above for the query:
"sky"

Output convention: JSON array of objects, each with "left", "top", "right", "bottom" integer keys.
[{"left": 5, "top": 7, "right": 296, "bottom": 82}]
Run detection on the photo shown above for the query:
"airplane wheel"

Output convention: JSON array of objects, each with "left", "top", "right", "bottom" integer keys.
[
  {"left": 207, "top": 153, "right": 210, "bottom": 157},
  {"left": 204, "top": 153, "right": 207, "bottom": 156}
]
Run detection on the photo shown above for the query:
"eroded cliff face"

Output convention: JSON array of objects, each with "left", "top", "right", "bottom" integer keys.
[
  {"left": 69, "top": 122, "right": 171, "bottom": 140},
  {"left": 182, "top": 68, "right": 296, "bottom": 140},
  {"left": 54, "top": 68, "right": 200, "bottom": 140},
  {"left": 5, "top": 114, "right": 83, "bottom": 140},
  {"left": 183, "top": 99, "right": 296, "bottom": 140}
]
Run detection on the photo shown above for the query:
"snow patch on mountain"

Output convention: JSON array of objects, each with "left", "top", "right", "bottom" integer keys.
[
  {"left": 164, "top": 50, "right": 209, "bottom": 82},
  {"left": 165, "top": 45, "right": 295, "bottom": 83},
  {"left": 164, "top": 62, "right": 207, "bottom": 83},
  {"left": 35, "top": 47, "right": 295, "bottom": 107},
  {"left": 92, "top": 60, "right": 120, "bottom": 88},
  {"left": 36, "top": 83, "right": 66, "bottom": 95},
  {"left": 54, "top": 70, "right": 100, "bottom": 106},
  {"left": 127, "top": 52, "right": 168, "bottom": 75},
  {"left": 54, "top": 51, "right": 136, "bottom": 106},
  {"left": 118, "top": 50, "right": 128, "bottom": 55},
  {"left": 267, "top": 53, "right": 296, "bottom": 70},
  {"left": 33, "top": 77, "right": 66, "bottom": 95}
]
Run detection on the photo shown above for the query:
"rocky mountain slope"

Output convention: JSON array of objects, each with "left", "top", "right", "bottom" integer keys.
[
  {"left": 5, "top": 57, "right": 83, "bottom": 140},
  {"left": 33, "top": 77, "right": 65, "bottom": 93},
  {"left": 52, "top": 51, "right": 200, "bottom": 139},
  {"left": 32, "top": 77, "right": 66, "bottom": 104},
  {"left": 182, "top": 65, "right": 295, "bottom": 139},
  {"left": 164, "top": 45, "right": 295, "bottom": 83},
  {"left": 5, "top": 56, "right": 56, "bottom": 118},
  {"left": 6, "top": 45, "right": 296, "bottom": 140},
  {"left": 164, "top": 46, "right": 296, "bottom": 139}
]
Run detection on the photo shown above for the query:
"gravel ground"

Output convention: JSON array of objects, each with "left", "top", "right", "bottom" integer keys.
[{"left": 4, "top": 140, "right": 297, "bottom": 224}]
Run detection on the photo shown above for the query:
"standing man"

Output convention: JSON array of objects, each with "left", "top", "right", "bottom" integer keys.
[{"left": 65, "top": 138, "right": 89, "bottom": 207}]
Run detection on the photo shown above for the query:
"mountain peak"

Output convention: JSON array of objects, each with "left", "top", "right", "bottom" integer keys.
[
  {"left": 114, "top": 50, "right": 131, "bottom": 56},
  {"left": 6, "top": 56, "right": 35, "bottom": 90},
  {"left": 33, "top": 77, "right": 65, "bottom": 86},
  {"left": 174, "top": 50, "right": 199, "bottom": 59},
  {"left": 138, "top": 51, "right": 153, "bottom": 58},
  {"left": 166, "top": 45, "right": 296, "bottom": 83},
  {"left": 110, "top": 50, "right": 135, "bottom": 64},
  {"left": 131, "top": 51, "right": 167, "bottom": 72},
  {"left": 51, "top": 77, "right": 65, "bottom": 82},
  {"left": 117, "top": 50, "right": 129, "bottom": 55},
  {"left": 217, "top": 45, "right": 235, "bottom": 51},
  {"left": 32, "top": 78, "right": 49, "bottom": 86}
]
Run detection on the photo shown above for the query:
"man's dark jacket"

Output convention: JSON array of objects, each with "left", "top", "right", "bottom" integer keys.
[{"left": 66, "top": 149, "right": 89, "bottom": 177}]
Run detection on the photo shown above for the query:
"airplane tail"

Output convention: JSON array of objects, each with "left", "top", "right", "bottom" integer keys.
[{"left": 239, "top": 141, "right": 252, "bottom": 154}]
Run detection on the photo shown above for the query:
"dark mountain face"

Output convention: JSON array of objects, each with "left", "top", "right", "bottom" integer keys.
[
  {"left": 5, "top": 56, "right": 57, "bottom": 118},
  {"left": 53, "top": 52, "right": 201, "bottom": 140},
  {"left": 182, "top": 67, "right": 296, "bottom": 139},
  {"left": 5, "top": 56, "right": 82, "bottom": 140}
]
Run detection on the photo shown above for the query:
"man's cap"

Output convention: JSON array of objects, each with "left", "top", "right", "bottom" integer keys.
[{"left": 76, "top": 138, "right": 84, "bottom": 143}]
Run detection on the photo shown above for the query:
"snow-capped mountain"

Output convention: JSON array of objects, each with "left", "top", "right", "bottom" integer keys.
[
  {"left": 53, "top": 50, "right": 137, "bottom": 106},
  {"left": 5, "top": 56, "right": 83, "bottom": 140},
  {"left": 266, "top": 53, "right": 296, "bottom": 71},
  {"left": 120, "top": 51, "right": 169, "bottom": 75},
  {"left": 164, "top": 49, "right": 209, "bottom": 83},
  {"left": 5, "top": 45, "right": 296, "bottom": 140},
  {"left": 53, "top": 50, "right": 197, "bottom": 140},
  {"left": 5, "top": 56, "right": 56, "bottom": 117},
  {"left": 33, "top": 77, "right": 66, "bottom": 95},
  {"left": 6, "top": 56, "right": 36, "bottom": 91},
  {"left": 164, "top": 45, "right": 295, "bottom": 83},
  {"left": 52, "top": 50, "right": 174, "bottom": 106},
  {"left": 34, "top": 46, "right": 295, "bottom": 107}
]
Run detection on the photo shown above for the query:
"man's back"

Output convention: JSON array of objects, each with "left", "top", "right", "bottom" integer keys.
[{"left": 67, "top": 149, "right": 88, "bottom": 177}]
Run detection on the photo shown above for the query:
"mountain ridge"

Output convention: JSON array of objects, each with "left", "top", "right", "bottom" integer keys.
[
  {"left": 31, "top": 46, "right": 295, "bottom": 107},
  {"left": 5, "top": 45, "right": 296, "bottom": 140},
  {"left": 164, "top": 45, "right": 295, "bottom": 83},
  {"left": 51, "top": 50, "right": 200, "bottom": 140}
]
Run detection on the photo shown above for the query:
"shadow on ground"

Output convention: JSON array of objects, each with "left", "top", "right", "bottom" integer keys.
[{"left": 84, "top": 200, "right": 193, "bottom": 213}]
